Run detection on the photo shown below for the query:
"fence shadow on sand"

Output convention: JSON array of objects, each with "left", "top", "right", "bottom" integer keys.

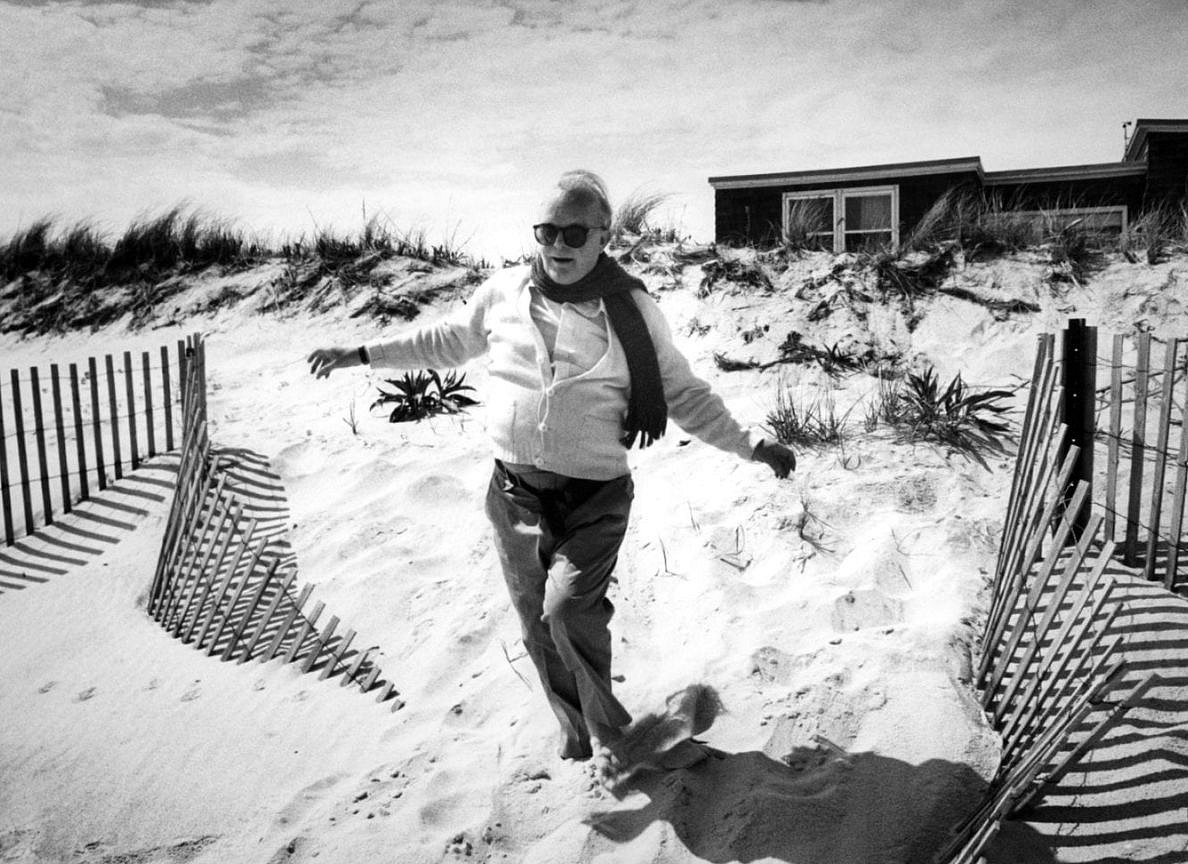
[{"left": 0, "top": 454, "right": 176, "bottom": 595}]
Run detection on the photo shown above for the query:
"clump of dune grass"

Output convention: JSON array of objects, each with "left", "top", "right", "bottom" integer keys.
[
  {"left": 1122, "top": 203, "right": 1188, "bottom": 264},
  {"left": 611, "top": 189, "right": 672, "bottom": 242},
  {"left": 0, "top": 205, "right": 489, "bottom": 334},
  {"left": 1045, "top": 219, "right": 1105, "bottom": 284},
  {"left": 765, "top": 384, "right": 853, "bottom": 449},
  {"left": 780, "top": 197, "right": 833, "bottom": 253},
  {"left": 898, "top": 367, "right": 1013, "bottom": 463}
]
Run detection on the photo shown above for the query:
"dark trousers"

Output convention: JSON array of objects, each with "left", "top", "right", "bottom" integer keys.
[{"left": 484, "top": 460, "right": 634, "bottom": 758}]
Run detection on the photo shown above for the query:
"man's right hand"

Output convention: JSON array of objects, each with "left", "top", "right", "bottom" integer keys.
[
  {"left": 752, "top": 439, "right": 796, "bottom": 479},
  {"left": 307, "top": 346, "right": 362, "bottom": 379}
]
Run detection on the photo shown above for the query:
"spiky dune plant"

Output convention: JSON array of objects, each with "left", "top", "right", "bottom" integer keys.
[
  {"left": 898, "top": 367, "right": 1013, "bottom": 464},
  {"left": 612, "top": 189, "right": 671, "bottom": 241}
]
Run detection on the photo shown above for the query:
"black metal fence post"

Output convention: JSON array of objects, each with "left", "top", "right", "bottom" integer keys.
[{"left": 1061, "top": 318, "right": 1098, "bottom": 543}]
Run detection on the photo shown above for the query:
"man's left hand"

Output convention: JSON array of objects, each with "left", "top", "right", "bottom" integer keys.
[{"left": 753, "top": 440, "right": 796, "bottom": 479}]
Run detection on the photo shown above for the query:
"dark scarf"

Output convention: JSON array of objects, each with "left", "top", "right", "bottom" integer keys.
[{"left": 530, "top": 253, "right": 667, "bottom": 449}]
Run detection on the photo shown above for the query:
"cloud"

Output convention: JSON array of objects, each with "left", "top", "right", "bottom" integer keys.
[{"left": 2, "top": 0, "right": 1187, "bottom": 257}]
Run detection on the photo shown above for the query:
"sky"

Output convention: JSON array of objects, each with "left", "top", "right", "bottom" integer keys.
[{"left": 2, "top": 0, "right": 1187, "bottom": 262}]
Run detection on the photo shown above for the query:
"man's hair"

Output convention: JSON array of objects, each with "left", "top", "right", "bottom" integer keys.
[{"left": 555, "top": 170, "right": 613, "bottom": 228}]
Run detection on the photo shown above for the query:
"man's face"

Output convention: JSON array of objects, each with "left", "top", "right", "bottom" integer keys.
[{"left": 535, "top": 194, "right": 608, "bottom": 285}]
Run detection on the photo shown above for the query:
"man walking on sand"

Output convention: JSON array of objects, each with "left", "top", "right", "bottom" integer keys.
[{"left": 308, "top": 169, "right": 795, "bottom": 780}]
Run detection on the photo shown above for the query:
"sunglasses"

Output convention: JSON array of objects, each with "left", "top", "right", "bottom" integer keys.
[{"left": 532, "top": 223, "right": 605, "bottom": 248}]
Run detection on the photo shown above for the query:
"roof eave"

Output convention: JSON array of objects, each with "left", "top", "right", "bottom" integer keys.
[{"left": 708, "top": 157, "right": 985, "bottom": 190}]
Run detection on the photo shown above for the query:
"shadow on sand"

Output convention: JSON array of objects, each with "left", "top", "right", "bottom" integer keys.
[
  {"left": 585, "top": 685, "right": 1057, "bottom": 864},
  {"left": 0, "top": 456, "right": 174, "bottom": 594}
]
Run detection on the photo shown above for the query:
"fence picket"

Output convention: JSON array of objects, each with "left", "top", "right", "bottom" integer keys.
[
  {"left": 206, "top": 534, "right": 268, "bottom": 657},
  {"left": 69, "top": 364, "right": 89, "bottom": 503},
  {"left": 342, "top": 646, "right": 375, "bottom": 688},
  {"left": 264, "top": 583, "right": 314, "bottom": 662},
  {"left": 999, "top": 549, "right": 1115, "bottom": 754},
  {"left": 1143, "top": 339, "right": 1179, "bottom": 581},
  {"left": 182, "top": 501, "right": 242, "bottom": 643},
  {"left": 193, "top": 513, "right": 255, "bottom": 651},
  {"left": 300, "top": 615, "right": 340, "bottom": 674},
  {"left": 88, "top": 356, "right": 106, "bottom": 492},
  {"left": 1104, "top": 334, "right": 1124, "bottom": 542},
  {"left": 239, "top": 567, "right": 298, "bottom": 664},
  {"left": 159, "top": 473, "right": 223, "bottom": 626},
  {"left": 50, "top": 365, "right": 71, "bottom": 514},
  {"left": 142, "top": 351, "right": 155, "bottom": 459},
  {"left": 104, "top": 354, "right": 122, "bottom": 480},
  {"left": 172, "top": 494, "right": 231, "bottom": 635},
  {"left": 161, "top": 345, "right": 174, "bottom": 452},
  {"left": 319, "top": 628, "right": 356, "bottom": 681},
  {"left": 10, "top": 369, "right": 35, "bottom": 535},
  {"left": 984, "top": 480, "right": 1090, "bottom": 704},
  {"left": 1123, "top": 332, "right": 1151, "bottom": 565},
  {"left": 123, "top": 350, "right": 139, "bottom": 470},
  {"left": 284, "top": 599, "right": 324, "bottom": 664},
  {"left": 29, "top": 368, "right": 53, "bottom": 528},
  {"left": 992, "top": 511, "right": 1102, "bottom": 724},
  {"left": 0, "top": 377, "right": 13, "bottom": 546},
  {"left": 222, "top": 557, "right": 281, "bottom": 662},
  {"left": 1165, "top": 367, "right": 1188, "bottom": 590}
]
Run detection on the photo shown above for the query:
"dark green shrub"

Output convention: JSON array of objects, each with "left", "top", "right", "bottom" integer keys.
[{"left": 371, "top": 370, "right": 478, "bottom": 422}]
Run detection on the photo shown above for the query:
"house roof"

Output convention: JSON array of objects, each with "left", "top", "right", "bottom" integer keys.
[
  {"left": 985, "top": 162, "right": 1148, "bottom": 184},
  {"left": 708, "top": 155, "right": 1150, "bottom": 191},
  {"left": 1124, "top": 119, "right": 1188, "bottom": 162},
  {"left": 707, "top": 157, "right": 984, "bottom": 189}
]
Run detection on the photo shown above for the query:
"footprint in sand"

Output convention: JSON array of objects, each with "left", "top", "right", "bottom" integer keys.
[
  {"left": 274, "top": 775, "right": 346, "bottom": 828},
  {"left": 37, "top": 681, "right": 57, "bottom": 694},
  {"left": 74, "top": 687, "right": 97, "bottom": 702}
]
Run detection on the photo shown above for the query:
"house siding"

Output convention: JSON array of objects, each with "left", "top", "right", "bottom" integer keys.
[
  {"left": 1142, "top": 131, "right": 1188, "bottom": 207},
  {"left": 985, "top": 174, "right": 1146, "bottom": 214},
  {"left": 714, "top": 170, "right": 980, "bottom": 246}
]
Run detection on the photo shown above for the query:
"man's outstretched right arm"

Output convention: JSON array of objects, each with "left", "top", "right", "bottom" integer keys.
[{"left": 307, "top": 273, "right": 501, "bottom": 378}]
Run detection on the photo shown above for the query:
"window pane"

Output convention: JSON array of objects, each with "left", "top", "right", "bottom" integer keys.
[
  {"left": 845, "top": 194, "right": 892, "bottom": 231},
  {"left": 844, "top": 231, "right": 892, "bottom": 253},
  {"left": 788, "top": 196, "right": 834, "bottom": 234}
]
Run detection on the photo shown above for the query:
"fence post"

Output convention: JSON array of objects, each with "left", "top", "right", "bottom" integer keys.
[
  {"left": 0, "top": 376, "right": 13, "bottom": 545},
  {"left": 1061, "top": 319, "right": 1097, "bottom": 543}
]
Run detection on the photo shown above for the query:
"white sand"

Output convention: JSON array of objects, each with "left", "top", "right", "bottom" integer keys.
[{"left": 2, "top": 248, "right": 1185, "bottom": 863}]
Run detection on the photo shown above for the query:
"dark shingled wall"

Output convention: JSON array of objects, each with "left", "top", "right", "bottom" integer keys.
[{"left": 1142, "top": 131, "right": 1188, "bottom": 207}]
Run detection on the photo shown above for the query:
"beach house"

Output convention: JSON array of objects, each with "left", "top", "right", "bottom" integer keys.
[{"left": 708, "top": 118, "right": 1188, "bottom": 250}]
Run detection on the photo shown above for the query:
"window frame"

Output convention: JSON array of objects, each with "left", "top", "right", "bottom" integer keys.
[
  {"left": 783, "top": 185, "right": 900, "bottom": 253},
  {"left": 1002, "top": 205, "right": 1129, "bottom": 237}
]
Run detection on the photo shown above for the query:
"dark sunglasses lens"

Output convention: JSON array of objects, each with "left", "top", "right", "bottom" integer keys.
[
  {"left": 561, "top": 226, "right": 590, "bottom": 247},
  {"left": 533, "top": 224, "right": 592, "bottom": 247}
]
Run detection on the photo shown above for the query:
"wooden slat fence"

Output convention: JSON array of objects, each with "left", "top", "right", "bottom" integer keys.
[
  {"left": 1094, "top": 330, "right": 1188, "bottom": 589},
  {"left": 0, "top": 339, "right": 187, "bottom": 546},
  {"left": 147, "top": 334, "right": 401, "bottom": 708},
  {"left": 937, "top": 326, "right": 1184, "bottom": 863}
]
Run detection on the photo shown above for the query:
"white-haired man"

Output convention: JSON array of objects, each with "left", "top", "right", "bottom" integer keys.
[{"left": 308, "top": 170, "right": 795, "bottom": 778}]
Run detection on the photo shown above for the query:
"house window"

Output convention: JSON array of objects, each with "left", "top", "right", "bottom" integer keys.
[
  {"left": 983, "top": 206, "right": 1128, "bottom": 242},
  {"left": 783, "top": 186, "right": 899, "bottom": 252}
]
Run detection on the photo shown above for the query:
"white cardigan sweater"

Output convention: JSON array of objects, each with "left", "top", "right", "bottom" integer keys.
[{"left": 365, "top": 265, "right": 759, "bottom": 480}]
